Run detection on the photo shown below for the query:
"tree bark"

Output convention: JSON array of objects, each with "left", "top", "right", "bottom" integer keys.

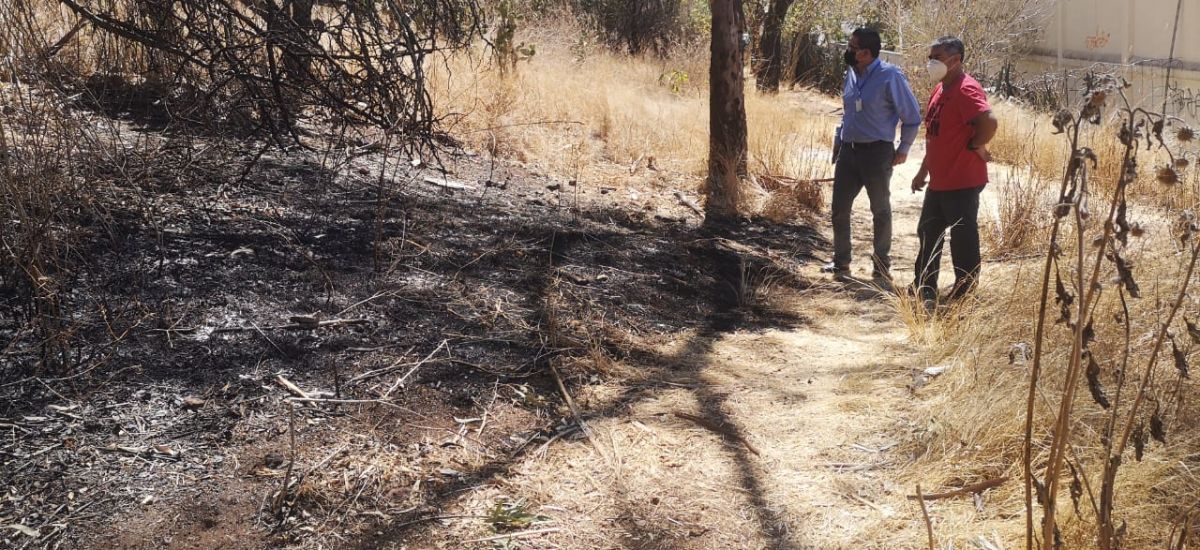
[
  {"left": 754, "top": 0, "right": 793, "bottom": 93},
  {"left": 283, "top": 0, "right": 315, "bottom": 84},
  {"left": 705, "top": 0, "right": 748, "bottom": 223},
  {"left": 137, "top": 0, "right": 179, "bottom": 83}
]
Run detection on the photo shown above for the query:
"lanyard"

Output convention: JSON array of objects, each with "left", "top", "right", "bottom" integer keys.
[
  {"left": 854, "top": 63, "right": 875, "bottom": 96},
  {"left": 851, "top": 63, "right": 874, "bottom": 113}
]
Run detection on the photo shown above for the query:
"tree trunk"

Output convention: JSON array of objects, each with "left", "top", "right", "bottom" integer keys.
[
  {"left": 137, "top": 0, "right": 179, "bottom": 83},
  {"left": 283, "top": 0, "right": 314, "bottom": 84},
  {"left": 705, "top": 0, "right": 748, "bottom": 223},
  {"left": 754, "top": 0, "right": 793, "bottom": 93}
]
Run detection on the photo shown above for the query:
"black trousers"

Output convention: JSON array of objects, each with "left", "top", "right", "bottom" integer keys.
[
  {"left": 831, "top": 142, "right": 894, "bottom": 273},
  {"left": 914, "top": 186, "right": 983, "bottom": 295}
]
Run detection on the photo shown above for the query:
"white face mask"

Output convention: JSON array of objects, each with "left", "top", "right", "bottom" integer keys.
[{"left": 926, "top": 59, "right": 948, "bottom": 82}]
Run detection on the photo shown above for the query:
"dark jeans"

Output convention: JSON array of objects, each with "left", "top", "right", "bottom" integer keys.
[
  {"left": 914, "top": 186, "right": 983, "bottom": 296},
  {"left": 831, "top": 142, "right": 894, "bottom": 273}
]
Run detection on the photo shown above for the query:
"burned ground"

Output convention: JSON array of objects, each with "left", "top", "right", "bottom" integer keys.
[{"left": 0, "top": 130, "right": 824, "bottom": 548}]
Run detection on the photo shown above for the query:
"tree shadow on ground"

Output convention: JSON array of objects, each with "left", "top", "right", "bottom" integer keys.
[
  {"left": 350, "top": 223, "right": 810, "bottom": 549},
  {"left": 0, "top": 145, "right": 825, "bottom": 549}
]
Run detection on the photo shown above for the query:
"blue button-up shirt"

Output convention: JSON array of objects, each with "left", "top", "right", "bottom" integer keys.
[{"left": 837, "top": 58, "right": 922, "bottom": 155}]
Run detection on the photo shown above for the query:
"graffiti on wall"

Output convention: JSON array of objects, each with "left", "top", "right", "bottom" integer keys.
[{"left": 1085, "top": 28, "right": 1110, "bottom": 50}]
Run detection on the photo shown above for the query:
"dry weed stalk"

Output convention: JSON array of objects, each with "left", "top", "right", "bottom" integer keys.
[
  {"left": 0, "top": 82, "right": 90, "bottom": 372},
  {"left": 1022, "top": 73, "right": 1199, "bottom": 549}
]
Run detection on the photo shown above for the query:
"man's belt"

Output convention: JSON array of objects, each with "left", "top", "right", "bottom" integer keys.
[{"left": 843, "top": 140, "right": 891, "bottom": 149}]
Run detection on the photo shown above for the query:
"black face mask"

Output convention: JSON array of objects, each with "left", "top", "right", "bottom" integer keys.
[{"left": 843, "top": 49, "right": 858, "bottom": 66}]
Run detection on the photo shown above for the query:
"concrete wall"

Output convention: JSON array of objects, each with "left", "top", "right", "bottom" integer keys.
[
  {"left": 1035, "top": 0, "right": 1198, "bottom": 68},
  {"left": 1022, "top": 0, "right": 1200, "bottom": 120}
]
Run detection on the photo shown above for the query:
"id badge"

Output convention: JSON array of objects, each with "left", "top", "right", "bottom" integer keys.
[{"left": 855, "top": 98, "right": 863, "bottom": 112}]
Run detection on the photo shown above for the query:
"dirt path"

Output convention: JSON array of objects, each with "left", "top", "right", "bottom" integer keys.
[{"left": 408, "top": 152, "right": 947, "bottom": 549}]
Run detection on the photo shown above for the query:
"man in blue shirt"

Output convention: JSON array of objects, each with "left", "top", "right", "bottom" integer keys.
[{"left": 823, "top": 27, "right": 922, "bottom": 283}]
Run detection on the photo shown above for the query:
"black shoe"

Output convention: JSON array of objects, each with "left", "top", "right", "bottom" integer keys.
[
  {"left": 907, "top": 285, "right": 936, "bottom": 307},
  {"left": 820, "top": 262, "right": 849, "bottom": 275},
  {"left": 945, "top": 281, "right": 977, "bottom": 302},
  {"left": 871, "top": 270, "right": 894, "bottom": 291}
]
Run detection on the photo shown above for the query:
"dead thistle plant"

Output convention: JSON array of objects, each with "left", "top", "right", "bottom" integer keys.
[{"left": 1022, "top": 72, "right": 1200, "bottom": 550}]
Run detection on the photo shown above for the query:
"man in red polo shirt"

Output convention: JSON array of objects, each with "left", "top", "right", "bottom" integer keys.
[{"left": 910, "top": 36, "right": 998, "bottom": 304}]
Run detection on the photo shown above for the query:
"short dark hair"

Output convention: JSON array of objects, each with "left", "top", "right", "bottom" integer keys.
[
  {"left": 932, "top": 36, "right": 966, "bottom": 61},
  {"left": 851, "top": 28, "right": 882, "bottom": 58}
]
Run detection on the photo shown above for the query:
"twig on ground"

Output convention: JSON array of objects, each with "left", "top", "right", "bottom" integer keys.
[
  {"left": 385, "top": 514, "right": 488, "bottom": 531},
  {"left": 150, "top": 318, "right": 371, "bottom": 335},
  {"left": 478, "top": 380, "right": 500, "bottom": 436},
  {"left": 423, "top": 175, "right": 475, "bottom": 191},
  {"left": 382, "top": 340, "right": 447, "bottom": 398},
  {"left": 672, "top": 411, "right": 761, "bottom": 456},
  {"left": 850, "top": 442, "right": 899, "bottom": 453},
  {"left": 335, "top": 291, "right": 397, "bottom": 318},
  {"left": 346, "top": 345, "right": 419, "bottom": 382},
  {"left": 842, "top": 491, "right": 888, "bottom": 514},
  {"left": 464, "top": 527, "right": 561, "bottom": 543},
  {"left": 550, "top": 364, "right": 611, "bottom": 463},
  {"left": 275, "top": 375, "right": 310, "bottom": 399},
  {"left": 534, "top": 426, "right": 580, "bottom": 458},
  {"left": 287, "top": 397, "right": 421, "bottom": 416},
  {"left": 673, "top": 190, "right": 703, "bottom": 217},
  {"left": 820, "top": 462, "right": 887, "bottom": 472},
  {"left": 917, "top": 484, "right": 935, "bottom": 550},
  {"left": 274, "top": 401, "right": 298, "bottom": 524},
  {"left": 907, "top": 477, "right": 1009, "bottom": 500}
]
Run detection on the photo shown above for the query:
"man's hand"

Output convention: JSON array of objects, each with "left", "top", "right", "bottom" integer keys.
[
  {"left": 911, "top": 172, "right": 928, "bottom": 193},
  {"left": 892, "top": 152, "right": 908, "bottom": 166},
  {"left": 971, "top": 143, "right": 992, "bottom": 162}
]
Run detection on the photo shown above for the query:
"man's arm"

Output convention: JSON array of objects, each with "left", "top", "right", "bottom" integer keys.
[
  {"left": 911, "top": 155, "right": 930, "bottom": 193},
  {"left": 891, "top": 71, "right": 923, "bottom": 165},
  {"left": 968, "top": 110, "right": 998, "bottom": 162}
]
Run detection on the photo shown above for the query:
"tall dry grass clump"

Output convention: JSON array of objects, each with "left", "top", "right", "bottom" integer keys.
[
  {"left": 901, "top": 75, "right": 1200, "bottom": 549},
  {"left": 982, "top": 95, "right": 1192, "bottom": 258},
  {"left": 429, "top": 17, "right": 834, "bottom": 220}
]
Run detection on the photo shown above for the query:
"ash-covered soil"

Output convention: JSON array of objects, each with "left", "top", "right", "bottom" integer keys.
[{"left": 1, "top": 130, "right": 823, "bottom": 549}]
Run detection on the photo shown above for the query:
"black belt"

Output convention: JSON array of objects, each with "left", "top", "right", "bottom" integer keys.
[{"left": 843, "top": 140, "right": 891, "bottom": 149}]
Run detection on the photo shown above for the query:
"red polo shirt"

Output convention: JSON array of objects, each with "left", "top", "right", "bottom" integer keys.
[{"left": 924, "top": 73, "right": 991, "bottom": 190}]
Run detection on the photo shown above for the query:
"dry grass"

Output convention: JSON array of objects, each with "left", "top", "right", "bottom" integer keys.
[
  {"left": 902, "top": 238, "right": 1200, "bottom": 546},
  {"left": 981, "top": 94, "right": 1198, "bottom": 259},
  {"left": 428, "top": 20, "right": 835, "bottom": 220},
  {"left": 898, "top": 90, "right": 1200, "bottom": 547},
  {"left": 988, "top": 97, "right": 1194, "bottom": 205}
]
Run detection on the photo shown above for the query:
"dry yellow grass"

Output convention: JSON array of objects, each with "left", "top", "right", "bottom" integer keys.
[
  {"left": 899, "top": 95, "right": 1200, "bottom": 547},
  {"left": 428, "top": 22, "right": 836, "bottom": 220}
]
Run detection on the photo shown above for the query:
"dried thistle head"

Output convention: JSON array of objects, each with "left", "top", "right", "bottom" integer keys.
[
  {"left": 1113, "top": 124, "right": 1132, "bottom": 145},
  {"left": 1130, "top": 222, "right": 1146, "bottom": 237},
  {"left": 1177, "top": 126, "right": 1196, "bottom": 143},
  {"left": 1158, "top": 165, "right": 1180, "bottom": 185},
  {"left": 1052, "top": 110, "right": 1072, "bottom": 134},
  {"left": 1177, "top": 210, "right": 1197, "bottom": 243},
  {"left": 1175, "top": 157, "right": 1190, "bottom": 170},
  {"left": 1123, "top": 157, "right": 1139, "bottom": 182}
]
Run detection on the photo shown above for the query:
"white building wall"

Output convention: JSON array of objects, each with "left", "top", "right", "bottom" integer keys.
[
  {"left": 1037, "top": 0, "right": 1198, "bottom": 68},
  {"left": 1024, "top": 0, "right": 1200, "bottom": 119}
]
